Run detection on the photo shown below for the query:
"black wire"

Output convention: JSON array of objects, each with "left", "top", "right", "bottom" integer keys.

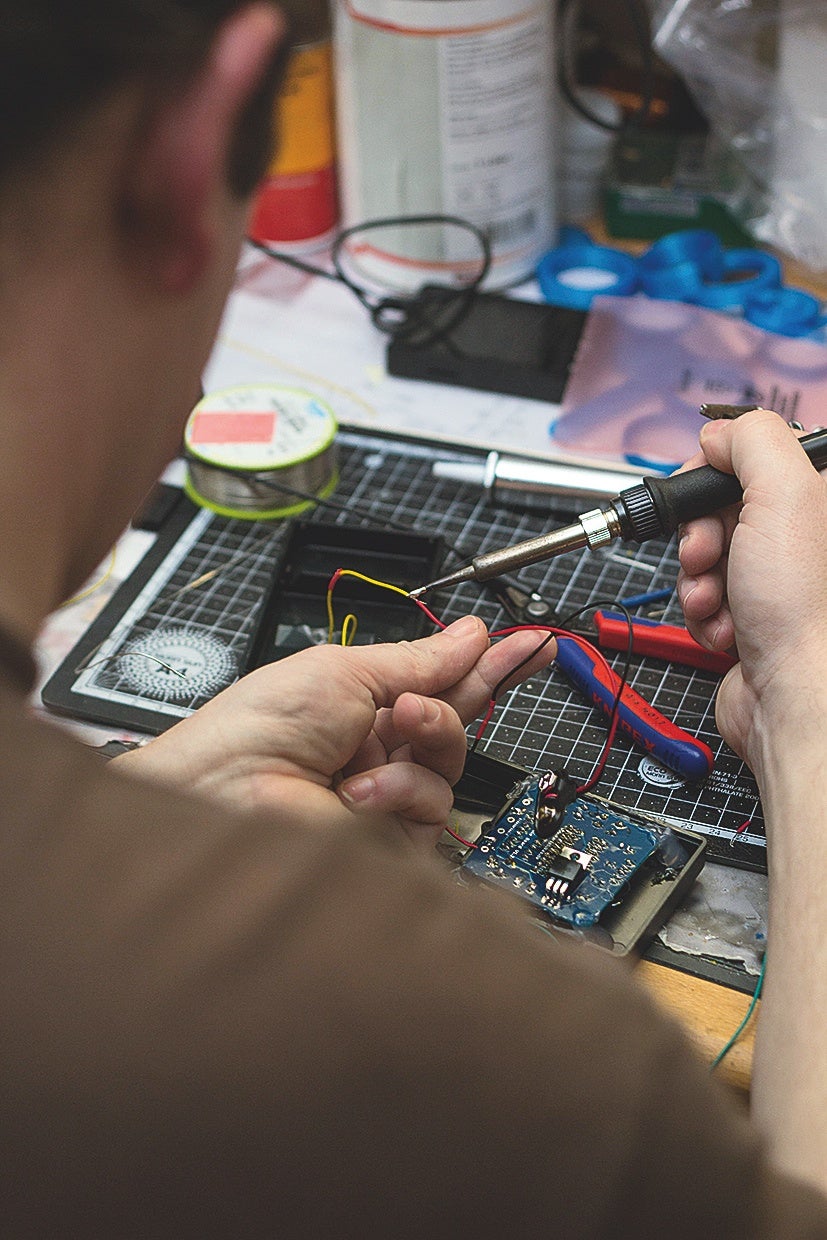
[
  {"left": 556, "top": 0, "right": 654, "bottom": 133},
  {"left": 473, "top": 598, "right": 635, "bottom": 770},
  {"left": 245, "top": 238, "right": 340, "bottom": 282},
  {"left": 556, "top": 600, "right": 635, "bottom": 742},
  {"left": 246, "top": 213, "right": 492, "bottom": 346},
  {"left": 468, "top": 627, "right": 557, "bottom": 755},
  {"left": 490, "top": 630, "right": 557, "bottom": 704},
  {"left": 203, "top": 464, "right": 428, "bottom": 537},
  {"left": 334, "top": 214, "right": 492, "bottom": 343},
  {"left": 182, "top": 454, "right": 533, "bottom": 598}
]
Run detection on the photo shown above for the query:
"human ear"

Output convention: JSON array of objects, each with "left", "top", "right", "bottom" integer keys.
[{"left": 118, "top": 3, "right": 285, "bottom": 294}]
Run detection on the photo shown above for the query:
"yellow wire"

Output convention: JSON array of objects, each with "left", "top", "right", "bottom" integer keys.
[
  {"left": 325, "top": 577, "right": 340, "bottom": 644},
  {"left": 336, "top": 569, "right": 409, "bottom": 598},
  {"left": 325, "top": 569, "right": 410, "bottom": 645},
  {"left": 58, "top": 546, "right": 117, "bottom": 609}
]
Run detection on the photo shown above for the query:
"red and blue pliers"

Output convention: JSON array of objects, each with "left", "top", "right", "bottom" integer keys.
[{"left": 495, "top": 585, "right": 714, "bottom": 781}]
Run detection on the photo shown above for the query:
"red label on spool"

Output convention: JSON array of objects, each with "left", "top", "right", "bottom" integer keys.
[{"left": 189, "top": 411, "right": 277, "bottom": 445}]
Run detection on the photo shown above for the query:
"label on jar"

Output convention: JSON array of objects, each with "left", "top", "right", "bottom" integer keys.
[{"left": 335, "top": 1, "right": 556, "bottom": 288}]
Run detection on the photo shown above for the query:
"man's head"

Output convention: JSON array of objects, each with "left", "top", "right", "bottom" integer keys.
[
  {"left": 0, "top": 3, "right": 297, "bottom": 633},
  {"left": 0, "top": 1, "right": 297, "bottom": 196}
]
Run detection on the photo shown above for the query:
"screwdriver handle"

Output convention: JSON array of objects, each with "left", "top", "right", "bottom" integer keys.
[{"left": 616, "top": 427, "right": 827, "bottom": 541}]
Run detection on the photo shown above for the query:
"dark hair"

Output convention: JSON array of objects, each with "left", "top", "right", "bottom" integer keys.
[{"left": 0, "top": 1, "right": 295, "bottom": 194}]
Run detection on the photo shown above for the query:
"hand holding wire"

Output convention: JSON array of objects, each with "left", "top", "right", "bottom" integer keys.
[
  {"left": 326, "top": 613, "right": 558, "bottom": 846},
  {"left": 327, "top": 568, "right": 714, "bottom": 825},
  {"left": 115, "top": 600, "right": 557, "bottom": 849}
]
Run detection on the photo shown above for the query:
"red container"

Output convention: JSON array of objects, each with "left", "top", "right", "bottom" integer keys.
[{"left": 250, "top": 32, "right": 338, "bottom": 250}]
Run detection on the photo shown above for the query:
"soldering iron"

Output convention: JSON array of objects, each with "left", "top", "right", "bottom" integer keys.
[{"left": 411, "top": 419, "right": 827, "bottom": 596}]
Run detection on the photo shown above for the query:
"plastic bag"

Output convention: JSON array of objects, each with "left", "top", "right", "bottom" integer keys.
[{"left": 652, "top": 0, "right": 827, "bottom": 274}]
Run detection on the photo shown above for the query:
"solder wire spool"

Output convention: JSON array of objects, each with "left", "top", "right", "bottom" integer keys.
[{"left": 183, "top": 385, "right": 338, "bottom": 520}]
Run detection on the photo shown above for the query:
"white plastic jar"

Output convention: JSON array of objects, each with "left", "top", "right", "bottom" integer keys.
[{"left": 333, "top": 0, "right": 558, "bottom": 290}]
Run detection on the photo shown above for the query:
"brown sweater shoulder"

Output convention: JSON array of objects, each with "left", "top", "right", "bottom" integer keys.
[{"left": 1, "top": 683, "right": 825, "bottom": 1238}]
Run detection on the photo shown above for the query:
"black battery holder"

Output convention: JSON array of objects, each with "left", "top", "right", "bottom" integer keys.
[
  {"left": 244, "top": 520, "right": 445, "bottom": 669},
  {"left": 386, "top": 285, "right": 587, "bottom": 403}
]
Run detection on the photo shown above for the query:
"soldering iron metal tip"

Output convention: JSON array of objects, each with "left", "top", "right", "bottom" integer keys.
[{"left": 409, "top": 564, "right": 477, "bottom": 597}]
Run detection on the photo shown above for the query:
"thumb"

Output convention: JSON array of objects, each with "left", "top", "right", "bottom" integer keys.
[
  {"left": 700, "top": 409, "right": 815, "bottom": 510},
  {"left": 341, "top": 614, "right": 490, "bottom": 709}
]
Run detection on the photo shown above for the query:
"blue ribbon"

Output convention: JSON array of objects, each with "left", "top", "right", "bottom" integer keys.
[
  {"left": 743, "top": 286, "right": 827, "bottom": 337},
  {"left": 536, "top": 228, "right": 825, "bottom": 338},
  {"left": 694, "top": 248, "right": 782, "bottom": 309},
  {"left": 536, "top": 241, "right": 639, "bottom": 310},
  {"left": 637, "top": 228, "right": 724, "bottom": 282}
]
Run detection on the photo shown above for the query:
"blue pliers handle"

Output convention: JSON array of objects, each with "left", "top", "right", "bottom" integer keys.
[{"left": 495, "top": 584, "right": 713, "bottom": 781}]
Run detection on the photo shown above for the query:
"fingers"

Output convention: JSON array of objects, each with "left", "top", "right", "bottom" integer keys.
[
  {"left": 346, "top": 693, "right": 468, "bottom": 784},
  {"left": 677, "top": 555, "right": 725, "bottom": 623},
  {"left": 341, "top": 719, "right": 391, "bottom": 779},
  {"left": 438, "top": 628, "right": 558, "bottom": 723},
  {"left": 344, "top": 627, "right": 558, "bottom": 795},
  {"left": 336, "top": 693, "right": 472, "bottom": 849},
  {"left": 677, "top": 511, "right": 738, "bottom": 651},
  {"left": 673, "top": 411, "right": 778, "bottom": 648},
  {"left": 341, "top": 616, "right": 556, "bottom": 729},
  {"left": 675, "top": 409, "right": 827, "bottom": 655},
  {"left": 337, "top": 760, "right": 454, "bottom": 849},
  {"left": 341, "top": 614, "right": 491, "bottom": 711},
  {"left": 677, "top": 506, "right": 738, "bottom": 578},
  {"left": 700, "top": 408, "right": 821, "bottom": 509},
  {"left": 678, "top": 576, "right": 735, "bottom": 652},
  {"left": 673, "top": 445, "right": 711, "bottom": 474},
  {"left": 389, "top": 693, "right": 468, "bottom": 783}
]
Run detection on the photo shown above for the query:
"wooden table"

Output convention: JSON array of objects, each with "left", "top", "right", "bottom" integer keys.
[{"left": 637, "top": 959, "right": 757, "bottom": 1096}]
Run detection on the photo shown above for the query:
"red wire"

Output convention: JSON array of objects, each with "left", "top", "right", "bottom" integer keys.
[
  {"left": 444, "top": 825, "right": 477, "bottom": 849},
  {"left": 484, "top": 623, "right": 623, "bottom": 792},
  {"left": 472, "top": 699, "right": 497, "bottom": 744},
  {"left": 413, "top": 608, "right": 619, "bottom": 779},
  {"left": 409, "top": 597, "right": 448, "bottom": 630}
]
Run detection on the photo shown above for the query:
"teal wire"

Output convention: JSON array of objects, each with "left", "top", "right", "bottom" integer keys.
[{"left": 711, "top": 953, "right": 767, "bottom": 1070}]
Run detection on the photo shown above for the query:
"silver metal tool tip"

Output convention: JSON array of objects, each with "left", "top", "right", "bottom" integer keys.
[{"left": 409, "top": 564, "right": 476, "bottom": 597}]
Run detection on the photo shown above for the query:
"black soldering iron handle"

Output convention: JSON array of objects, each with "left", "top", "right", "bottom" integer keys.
[{"left": 614, "top": 426, "right": 827, "bottom": 542}]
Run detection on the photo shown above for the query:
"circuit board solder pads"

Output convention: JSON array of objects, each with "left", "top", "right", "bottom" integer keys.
[{"left": 453, "top": 752, "right": 706, "bottom": 956}]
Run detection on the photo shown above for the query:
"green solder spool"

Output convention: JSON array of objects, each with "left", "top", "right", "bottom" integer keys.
[{"left": 183, "top": 384, "right": 338, "bottom": 520}]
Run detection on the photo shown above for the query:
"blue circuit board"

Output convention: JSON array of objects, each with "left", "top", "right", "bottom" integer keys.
[{"left": 462, "top": 775, "right": 666, "bottom": 928}]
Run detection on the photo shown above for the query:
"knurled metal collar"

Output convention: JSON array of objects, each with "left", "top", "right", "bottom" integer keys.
[
  {"left": 580, "top": 507, "right": 615, "bottom": 548},
  {"left": 616, "top": 484, "right": 663, "bottom": 542}
]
